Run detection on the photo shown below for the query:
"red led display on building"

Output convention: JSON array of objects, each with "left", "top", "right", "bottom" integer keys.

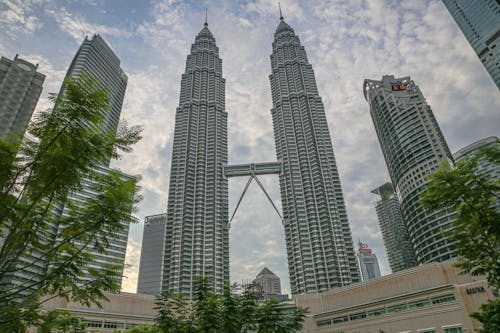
[{"left": 391, "top": 83, "right": 407, "bottom": 91}]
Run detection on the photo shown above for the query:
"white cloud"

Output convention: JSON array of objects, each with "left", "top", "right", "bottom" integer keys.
[
  {"left": 0, "top": 0, "right": 45, "bottom": 37},
  {"left": 45, "top": 7, "right": 132, "bottom": 42}
]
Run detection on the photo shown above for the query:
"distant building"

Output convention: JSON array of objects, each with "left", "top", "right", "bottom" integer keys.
[
  {"left": 137, "top": 214, "right": 167, "bottom": 295},
  {"left": 297, "top": 260, "right": 494, "bottom": 333},
  {"left": 0, "top": 54, "right": 45, "bottom": 141},
  {"left": 364, "top": 75, "right": 456, "bottom": 264},
  {"left": 371, "top": 182, "right": 417, "bottom": 273},
  {"left": 442, "top": 0, "right": 500, "bottom": 89},
  {"left": 253, "top": 267, "right": 282, "bottom": 299},
  {"left": 355, "top": 243, "right": 381, "bottom": 281}
]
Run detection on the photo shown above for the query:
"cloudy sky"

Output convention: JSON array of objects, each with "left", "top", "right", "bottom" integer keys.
[{"left": 1, "top": 0, "right": 499, "bottom": 294}]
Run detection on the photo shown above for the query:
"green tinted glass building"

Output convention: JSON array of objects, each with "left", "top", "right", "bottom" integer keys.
[{"left": 442, "top": 0, "right": 500, "bottom": 89}]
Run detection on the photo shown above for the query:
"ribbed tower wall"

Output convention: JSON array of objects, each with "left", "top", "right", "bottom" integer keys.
[
  {"left": 269, "top": 18, "right": 360, "bottom": 294},
  {"left": 162, "top": 23, "right": 229, "bottom": 295}
]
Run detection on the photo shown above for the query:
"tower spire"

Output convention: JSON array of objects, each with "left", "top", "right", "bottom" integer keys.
[
  {"left": 279, "top": 2, "right": 283, "bottom": 20},
  {"left": 204, "top": 8, "right": 208, "bottom": 26}
]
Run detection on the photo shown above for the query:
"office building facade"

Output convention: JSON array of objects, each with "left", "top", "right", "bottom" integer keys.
[
  {"left": 442, "top": 0, "right": 500, "bottom": 89},
  {"left": 2, "top": 35, "right": 132, "bottom": 293},
  {"left": 62, "top": 34, "right": 128, "bottom": 160},
  {"left": 371, "top": 182, "right": 417, "bottom": 273},
  {"left": 162, "top": 20, "right": 229, "bottom": 295},
  {"left": 55, "top": 34, "right": 132, "bottom": 285},
  {"left": 297, "top": 261, "right": 494, "bottom": 333},
  {"left": 137, "top": 214, "right": 167, "bottom": 295},
  {"left": 253, "top": 267, "right": 282, "bottom": 298},
  {"left": 269, "top": 15, "right": 360, "bottom": 294},
  {"left": 364, "top": 75, "right": 456, "bottom": 264},
  {"left": 356, "top": 243, "right": 381, "bottom": 281},
  {"left": 0, "top": 54, "right": 45, "bottom": 140}
]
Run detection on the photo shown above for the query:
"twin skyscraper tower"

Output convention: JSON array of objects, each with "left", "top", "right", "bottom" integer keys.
[{"left": 162, "top": 15, "right": 360, "bottom": 296}]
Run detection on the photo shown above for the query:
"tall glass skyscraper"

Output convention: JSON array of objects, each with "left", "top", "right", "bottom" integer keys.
[
  {"left": 137, "top": 213, "right": 167, "bottom": 295},
  {"left": 270, "top": 15, "right": 360, "bottom": 294},
  {"left": 2, "top": 34, "right": 133, "bottom": 292},
  {"left": 162, "top": 20, "right": 229, "bottom": 295},
  {"left": 62, "top": 34, "right": 128, "bottom": 160},
  {"left": 0, "top": 55, "right": 45, "bottom": 141},
  {"left": 371, "top": 182, "right": 417, "bottom": 273},
  {"left": 442, "top": 0, "right": 500, "bottom": 89},
  {"left": 364, "top": 75, "right": 456, "bottom": 265},
  {"left": 56, "top": 34, "right": 133, "bottom": 285}
]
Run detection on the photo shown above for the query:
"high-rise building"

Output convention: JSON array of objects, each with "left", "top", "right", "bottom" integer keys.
[
  {"left": 356, "top": 242, "right": 381, "bottom": 281},
  {"left": 0, "top": 54, "right": 45, "bottom": 141},
  {"left": 62, "top": 166, "right": 136, "bottom": 286},
  {"left": 62, "top": 34, "right": 128, "bottom": 164},
  {"left": 55, "top": 34, "right": 132, "bottom": 285},
  {"left": 1, "top": 35, "right": 132, "bottom": 293},
  {"left": 364, "top": 75, "right": 456, "bottom": 264},
  {"left": 371, "top": 182, "right": 417, "bottom": 273},
  {"left": 253, "top": 267, "right": 282, "bottom": 298},
  {"left": 441, "top": 0, "right": 500, "bottom": 89},
  {"left": 162, "top": 19, "right": 229, "bottom": 295},
  {"left": 137, "top": 213, "right": 167, "bottom": 295},
  {"left": 269, "top": 14, "right": 360, "bottom": 294}
]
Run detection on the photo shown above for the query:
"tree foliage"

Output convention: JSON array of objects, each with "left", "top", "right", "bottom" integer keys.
[
  {"left": 420, "top": 143, "right": 500, "bottom": 288},
  {"left": 152, "top": 277, "right": 308, "bottom": 333},
  {"left": 420, "top": 142, "right": 499, "bottom": 329},
  {"left": 0, "top": 73, "right": 142, "bottom": 331}
]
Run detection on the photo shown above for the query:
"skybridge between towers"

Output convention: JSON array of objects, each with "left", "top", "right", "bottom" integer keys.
[{"left": 223, "top": 161, "right": 283, "bottom": 227}]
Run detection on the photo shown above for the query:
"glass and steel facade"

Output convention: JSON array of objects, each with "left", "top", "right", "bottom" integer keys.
[
  {"left": 62, "top": 34, "right": 128, "bottom": 158},
  {"left": 137, "top": 214, "right": 167, "bottom": 295},
  {"left": 442, "top": 0, "right": 500, "bottom": 89},
  {"left": 162, "top": 22, "right": 229, "bottom": 295},
  {"left": 1, "top": 35, "right": 132, "bottom": 292},
  {"left": 0, "top": 55, "right": 45, "bottom": 140},
  {"left": 356, "top": 243, "right": 381, "bottom": 281},
  {"left": 371, "top": 182, "right": 417, "bottom": 273},
  {"left": 364, "top": 75, "right": 456, "bottom": 264},
  {"left": 56, "top": 34, "right": 132, "bottom": 285},
  {"left": 60, "top": 166, "right": 136, "bottom": 286},
  {"left": 269, "top": 17, "right": 360, "bottom": 294}
]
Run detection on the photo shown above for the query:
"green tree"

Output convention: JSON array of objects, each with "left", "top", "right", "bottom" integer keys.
[
  {"left": 0, "top": 73, "right": 142, "bottom": 331},
  {"left": 154, "top": 277, "right": 308, "bottom": 333},
  {"left": 420, "top": 142, "right": 499, "bottom": 330},
  {"left": 471, "top": 298, "right": 500, "bottom": 333}
]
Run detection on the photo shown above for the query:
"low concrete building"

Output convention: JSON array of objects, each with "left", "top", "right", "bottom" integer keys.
[
  {"left": 297, "top": 261, "right": 493, "bottom": 333},
  {"left": 43, "top": 292, "right": 156, "bottom": 332}
]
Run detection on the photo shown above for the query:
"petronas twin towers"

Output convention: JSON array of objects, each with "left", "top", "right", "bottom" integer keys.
[{"left": 163, "top": 15, "right": 360, "bottom": 296}]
